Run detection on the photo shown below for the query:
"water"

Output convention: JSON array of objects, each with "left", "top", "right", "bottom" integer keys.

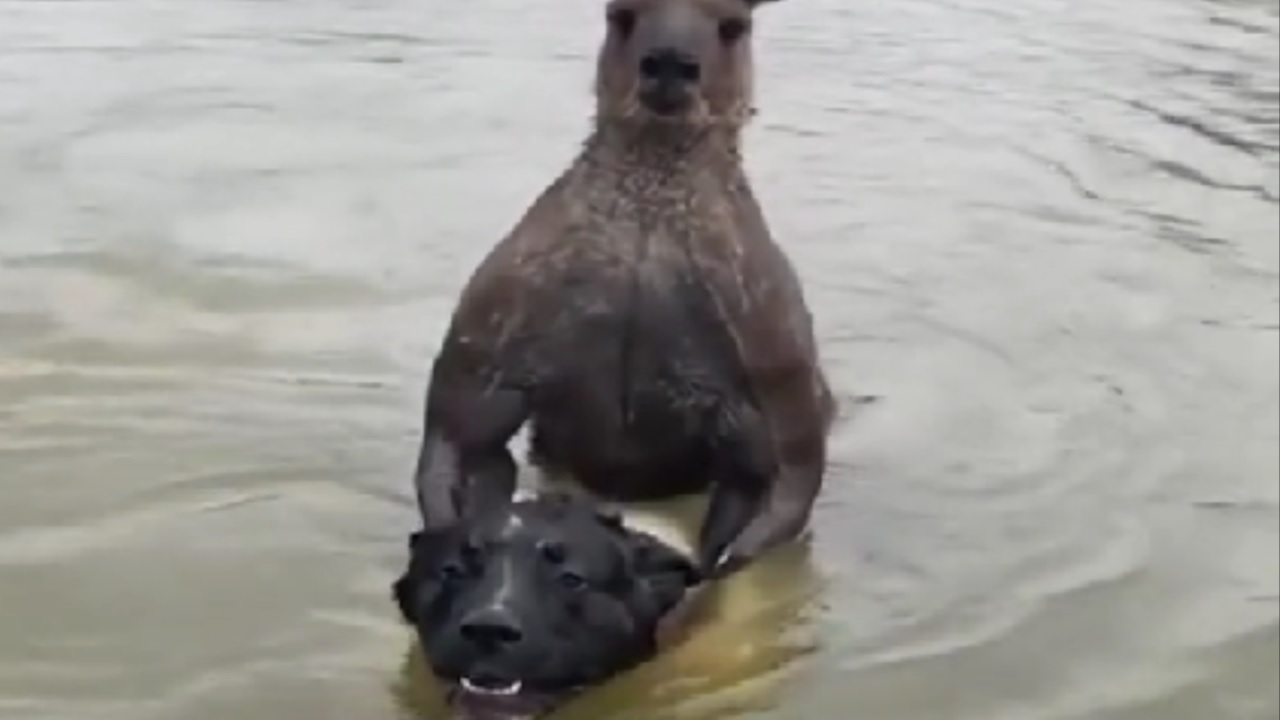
[{"left": 1, "top": 0, "right": 1276, "bottom": 718}]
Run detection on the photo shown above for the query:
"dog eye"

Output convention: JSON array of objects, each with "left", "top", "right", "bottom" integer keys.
[
  {"left": 559, "top": 571, "right": 588, "bottom": 592},
  {"left": 718, "top": 17, "right": 750, "bottom": 43},
  {"left": 538, "top": 540, "right": 567, "bottom": 565},
  {"left": 437, "top": 561, "right": 466, "bottom": 583}
]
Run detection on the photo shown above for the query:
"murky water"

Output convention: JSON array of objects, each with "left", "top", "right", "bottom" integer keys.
[{"left": 2, "top": 0, "right": 1277, "bottom": 718}]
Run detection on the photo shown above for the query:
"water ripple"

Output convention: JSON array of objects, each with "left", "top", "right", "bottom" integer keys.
[{"left": 1, "top": 0, "right": 1276, "bottom": 719}]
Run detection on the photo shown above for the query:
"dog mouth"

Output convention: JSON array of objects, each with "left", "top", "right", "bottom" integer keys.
[
  {"left": 444, "top": 676, "right": 564, "bottom": 720},
  {"left": 461, "top": 677, "right": 523, "bottom": 697}
]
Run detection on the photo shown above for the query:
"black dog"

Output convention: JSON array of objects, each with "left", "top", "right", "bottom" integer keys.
[{"left": 393, "top": 493, "right": 701, "bottom": 719}]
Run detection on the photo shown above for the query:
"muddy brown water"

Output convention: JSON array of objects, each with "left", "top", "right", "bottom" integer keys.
[{"left": 1, "top": 1, "right": 1277, "bottom": 719}]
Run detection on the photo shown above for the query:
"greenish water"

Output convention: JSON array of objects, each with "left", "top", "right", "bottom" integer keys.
[{"left": 1, "top": 1, "right": 1277, "bottom": 719}]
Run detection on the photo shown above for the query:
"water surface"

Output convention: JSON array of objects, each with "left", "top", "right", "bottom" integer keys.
[{"left": 1, "top": 1, "right": 1277, "bottom": 719}]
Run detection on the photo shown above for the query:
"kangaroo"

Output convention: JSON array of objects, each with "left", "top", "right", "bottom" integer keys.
[{"left": 410, "top": 0, "right": 835, "bottom": 581}]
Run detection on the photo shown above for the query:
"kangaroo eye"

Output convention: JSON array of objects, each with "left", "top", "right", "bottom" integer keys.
[
  {"left": 608, "top": 7, "right": 637, "bottom": 38},
  {"left": 719, "top": 17, "right": 750, "bottom": 43}
]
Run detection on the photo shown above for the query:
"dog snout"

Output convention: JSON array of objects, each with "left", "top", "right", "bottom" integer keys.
[{"left": 459, "top": 606, "right": 525, "bottom": 651}]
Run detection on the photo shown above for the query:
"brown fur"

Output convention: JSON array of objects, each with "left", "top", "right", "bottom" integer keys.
[{"left": 410, "top": 0, "right": 835, "bottom": 580}]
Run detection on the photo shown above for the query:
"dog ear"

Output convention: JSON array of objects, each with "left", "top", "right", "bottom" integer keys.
[
  {"left": 393, "top": 529, "right": 443, "bottom": 623},
  {"left": 635, "top": 538, "right": 700, "bottom": 585},
  {"left": 595, "top": 504, "right": 626, "bottom": 531},
  {"left": 392, "top": 571, "right": 418, "bottom": 623},
  {"left": 744, "top": 0, "right": 783, "bottom": 8},
  {"left": 630, "top": 533, "right": 702, "bottom": 617}
]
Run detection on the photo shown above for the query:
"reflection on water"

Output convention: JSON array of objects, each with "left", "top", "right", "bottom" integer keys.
[{"left": 1, "top": 0, "right": 1277, "bottom": 719}]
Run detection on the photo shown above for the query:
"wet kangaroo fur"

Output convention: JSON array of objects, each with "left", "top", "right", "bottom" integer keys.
[{"left": 409, "top": 0, "right": 836, "bottom": 583}]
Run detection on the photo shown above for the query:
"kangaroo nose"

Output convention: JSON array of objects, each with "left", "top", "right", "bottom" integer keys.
[
  {"left": 639, "top": 47, "right": 701, "bottom": 83},
  {"left": 459, "top": 607, "right": 525, "bottom": 650}
]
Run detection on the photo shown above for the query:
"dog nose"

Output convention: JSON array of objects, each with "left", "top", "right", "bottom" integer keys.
[
  {"left": 639, "top": 47, "right": 701, "bottom": 84},
  {"left": 459, "top": 607, "right": 525, "bottom": 649}
]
